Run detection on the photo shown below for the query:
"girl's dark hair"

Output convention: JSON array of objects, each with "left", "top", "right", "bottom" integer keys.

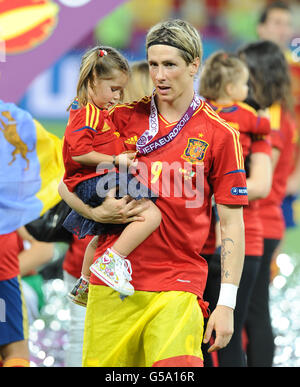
[{"left": 238, "top": 40, "right": 293, "bottom": 111}]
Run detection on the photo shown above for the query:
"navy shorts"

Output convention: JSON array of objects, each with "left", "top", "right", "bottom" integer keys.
[
  {"left": 63, "top": 172, "right": 157, "bottom": 239},
  {"left": 0, "top": 276, "right": 28, "bottom": 346}
]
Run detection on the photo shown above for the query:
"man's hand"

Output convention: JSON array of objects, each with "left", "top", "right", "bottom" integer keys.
[
  {"left": 202, "top": 305, "right": 234, "bottom": 353},
  {"left": 90, "top": 188, "right": 149, "bottom": 224}
]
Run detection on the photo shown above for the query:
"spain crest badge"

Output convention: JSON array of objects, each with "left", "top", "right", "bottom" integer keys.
[{"left": 181, "top": 138, "right": 209, "bottom": 164}]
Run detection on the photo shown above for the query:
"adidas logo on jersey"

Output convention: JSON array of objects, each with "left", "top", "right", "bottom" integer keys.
[{"left": 125, "top": 135, "right": 138, "bottom": 145}]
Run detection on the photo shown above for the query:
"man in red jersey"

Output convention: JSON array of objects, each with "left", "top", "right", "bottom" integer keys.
[{"left": 59, "top": 19, "right": 248, "bottom": 367}]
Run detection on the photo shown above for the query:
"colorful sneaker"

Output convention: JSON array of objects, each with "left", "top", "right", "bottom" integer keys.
[
  {"left": 68, "top": 277, "right": 89, "bottom": 307},
  {"left": 90, "top": 248, "right": 134, "bottom": 296}
]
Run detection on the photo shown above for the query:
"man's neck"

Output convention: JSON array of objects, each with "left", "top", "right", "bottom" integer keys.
[{"left": 156, "top": 89, "right": 195, "bottom": 123}]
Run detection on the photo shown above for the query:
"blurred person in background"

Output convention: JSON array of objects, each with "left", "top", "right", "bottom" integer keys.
[
  {"left": 257, "top": 0, "right": 300, "bottom": 229},
  {"left": 238, "top": 40, "right": 297, "bottom": 367},
  {"left": 0, "top": 231, "right": 30, "bottom": 367},
  {"left": 122, "top": 60, "right": 153, "bottom": 103},
  {"left": 0, "top": 99, "right": 62, "bottom": 367},
  {"left": 17, "top": 227, "right": 54, "bottom": 325},
  {"left": 199, "top": 51, "right": 272, "bottom": 367},
  {"left": 62, "top": 234, "right": 93, "bottom": 367}
]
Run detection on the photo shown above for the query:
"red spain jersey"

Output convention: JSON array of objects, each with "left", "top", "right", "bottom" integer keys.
[
  {"left": 207, "top": 100, "right": 271, "bottom": 158},
  {"left": 90, "top": 98, "right": 248, "bottom": 300},
  {"left": 0, "top": 231, "right": 23, "bottom": 281},
  {"left": 202, "top": 101, "right": 272, "bottom": 257},
  {"left": 258, "top": 104, "right": 297, "bottom": 240},
  {"left": 286, "top": 51, "right": 300, "bottom": 129},
  {"left": 62, "top": 102, "right": 124, "bottom": 192},
  {"left": 286, "top": 51, "right": 300, "bottom": 176}
]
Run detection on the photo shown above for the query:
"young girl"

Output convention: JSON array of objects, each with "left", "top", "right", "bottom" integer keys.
[
  {"left": 199, "top": 51, "right": 271, "bottom": 158},
  {"left": 62, "top": 46, "right": 161, "bottom": 303}
]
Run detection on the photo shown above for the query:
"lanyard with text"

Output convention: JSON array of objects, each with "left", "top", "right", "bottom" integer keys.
[{"left": 136, "top": 90, "right": 202, "bottom": 155}]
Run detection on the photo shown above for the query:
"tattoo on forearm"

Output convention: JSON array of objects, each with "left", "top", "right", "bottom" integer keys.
[{"left": 221, "top": 238, "right": 234, "bottom": 280}]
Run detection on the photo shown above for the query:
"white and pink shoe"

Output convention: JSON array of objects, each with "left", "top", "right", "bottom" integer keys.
[{"left": 90, "top": 248, "right": 134, "bottom": 296}]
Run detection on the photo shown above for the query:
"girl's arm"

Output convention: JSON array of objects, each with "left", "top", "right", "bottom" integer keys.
[
  {"left": 72, "top": 151, "right": 136, "bottom": 167},
  {"left": 246, "top": 152, "right": 272, "bottom": 201},
  {"left": 72, "top": 151, "right": 115, "bottom": 166}
]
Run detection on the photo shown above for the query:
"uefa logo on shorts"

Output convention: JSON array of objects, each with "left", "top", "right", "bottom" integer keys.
[{"left": 0, "top": 298, "right": 6, "bottom": 323}]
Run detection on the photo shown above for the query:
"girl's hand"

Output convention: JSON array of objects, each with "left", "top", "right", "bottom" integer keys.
[
  {"left": 257, "top": 109, "right": 270, "bottom": 119},
  {"left": 115, "top": 152, "right": 137, "bottom": 168}
]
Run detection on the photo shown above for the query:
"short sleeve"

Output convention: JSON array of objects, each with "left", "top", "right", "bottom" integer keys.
[
  {"left": 209, "top": 126, "right": 248, "bottom": 206},
  {"left": 109, "top": 104, "right": 135, "bottom": 137},
  {"left": 253, "top": 116, "right": 271, "bottom": 135},
  {"left": 65, "top": 104, "right": 104, "bottom": 157}
]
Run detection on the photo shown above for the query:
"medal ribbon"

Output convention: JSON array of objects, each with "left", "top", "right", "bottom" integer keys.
[{"left": 136, "top": 90, "right": 202, "bottom": 155}]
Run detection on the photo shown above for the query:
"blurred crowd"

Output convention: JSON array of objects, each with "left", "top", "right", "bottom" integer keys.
[{"left": 78, "top": 0, "right": 300, "bottom": 60}]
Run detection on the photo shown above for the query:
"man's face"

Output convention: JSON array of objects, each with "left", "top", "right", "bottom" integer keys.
[
  {"left": 147, "top": 45, "right": 199, "bottom": 105},
  {"left": 257, "top": 8, "right": 293, "bottom": 50}
]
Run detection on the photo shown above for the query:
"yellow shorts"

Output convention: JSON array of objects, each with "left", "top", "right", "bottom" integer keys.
[{"left": 82, "top": 285, "right": 204, "bottom": 367}]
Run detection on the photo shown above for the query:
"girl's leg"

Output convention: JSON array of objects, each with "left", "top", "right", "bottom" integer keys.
[
  {"left": 90, "top": 201, "right": 161, "bottom": 296},
  {"left": 112, "top": 200, "right": 161, "bottom": 257},
  {"left": 68, "top": 236, "right": 99, "bottom": 307},
  {"left": 81, "top": 236, "right": 99, "bottom": 279}
]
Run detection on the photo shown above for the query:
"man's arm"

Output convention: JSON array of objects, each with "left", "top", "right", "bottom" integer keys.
[
  {"left": 203, "top": 204, "right": 245, "bottom": 353},
  {"left": 58, "top": 180, "right": 149, "bottom": 224}
]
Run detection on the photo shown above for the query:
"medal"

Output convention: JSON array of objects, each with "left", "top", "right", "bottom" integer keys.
[{"left": 136, "top": 90, "right": 202, "bottom": 155}]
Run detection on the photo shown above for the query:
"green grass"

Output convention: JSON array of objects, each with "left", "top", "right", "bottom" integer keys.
[
  {"left": 281, "top": 200, "right": 300, "bottom": 256},
  {"left": 40, "top": 119, "right": 67, "bottom": 139}
]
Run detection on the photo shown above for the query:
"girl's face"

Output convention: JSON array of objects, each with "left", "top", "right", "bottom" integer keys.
[
  {"left": 88, "top": 69, "right": 128, "bottom": 109},
  {"left": 147, "top": 45, "right": 199, "bottom": 104},
  {"left": 226, "top": 66, "right": 249, "bottom": 102}
]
